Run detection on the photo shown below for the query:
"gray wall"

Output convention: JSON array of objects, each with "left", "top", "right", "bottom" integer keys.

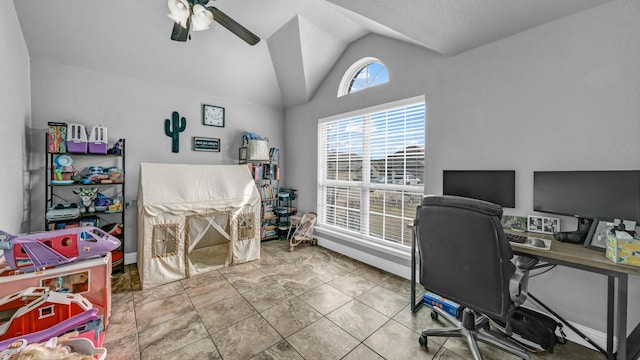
[
  {"left": 285, "top": 0, "right": 640, "bottom": 334},
  {"left": 0, "top": 1, "right": 31, "bottom": 234},
  {"left": 27, "top": 60, "right": 285, "bottom": 255}
]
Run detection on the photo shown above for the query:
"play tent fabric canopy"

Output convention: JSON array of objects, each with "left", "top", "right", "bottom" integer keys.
[{"left": 137, "top": 163, "right": 261, "bottom": 289}]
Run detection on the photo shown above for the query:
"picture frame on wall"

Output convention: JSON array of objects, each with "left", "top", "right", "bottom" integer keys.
[
  {"left": 202, "top": 104, "right": 225, "bottom": 127},
  {"left": 528, "top": 215, "right": 559, "bottom": 234},
  {"left": 192, "top": 137, "right": 220, "bottom": 152}
]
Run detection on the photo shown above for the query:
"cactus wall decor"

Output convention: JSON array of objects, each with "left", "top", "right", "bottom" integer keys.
[{"left": 165, "top": 111, "right": 186, "bottom": 153}]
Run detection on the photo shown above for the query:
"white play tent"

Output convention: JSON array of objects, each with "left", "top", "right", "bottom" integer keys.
[{"left": 137, "top": 163, "right": 261, "bottom": 289}]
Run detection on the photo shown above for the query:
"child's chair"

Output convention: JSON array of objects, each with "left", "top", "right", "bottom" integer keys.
[{"left": 288, "top": 212, "right": 317, "bottom": 251}]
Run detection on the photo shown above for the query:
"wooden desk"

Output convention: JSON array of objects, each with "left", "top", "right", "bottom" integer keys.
[
  {"left": 411, "top": 229, "right": 640, "bottom": 360},
  {"left": 507, "top": 231, "right": 640, "bottom": 360}
]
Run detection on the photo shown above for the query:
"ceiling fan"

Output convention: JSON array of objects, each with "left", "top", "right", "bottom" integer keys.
[{"left": 168, "top": 0, "right": 260, "bottom": 45}]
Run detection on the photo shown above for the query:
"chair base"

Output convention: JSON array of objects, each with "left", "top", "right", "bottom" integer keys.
[{"left": 421, "top": 307, "right": 530, "bottom": 360}]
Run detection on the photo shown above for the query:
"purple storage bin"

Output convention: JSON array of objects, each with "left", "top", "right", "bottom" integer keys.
[
  {"left": 89, "top": 143, "right": 108, "bottom": 154},
  {"left": 66, "top": 123, "right": 88, "bottom": 153},
  {"left": 66, "top": 140, "right": 88, "bottom": 153},
  {"left": 88, "top": 126, "right": 108, "bottom": 154}
]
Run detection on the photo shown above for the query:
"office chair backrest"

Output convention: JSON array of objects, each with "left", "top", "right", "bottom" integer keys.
[{"left": 416, "top": 195, "right": 516, "bottom": 320}]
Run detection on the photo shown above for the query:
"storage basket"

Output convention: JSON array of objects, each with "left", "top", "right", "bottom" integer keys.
[
  {"left": 245, "top": 139, "right": 269, "bottom": 160},
  {"left": 89, "top": 125, "right": 108, "bottom": 154},
  {"left": 66, "top": 123, "right": 88, "bottom": 153}
]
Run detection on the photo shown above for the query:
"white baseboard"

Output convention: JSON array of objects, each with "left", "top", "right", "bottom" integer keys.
[
  {"left": 124, "top": 252, "right": 137, "bottom": 266},
  {"left": 317, "top": 235, "right": 611, "bottom": 354}
]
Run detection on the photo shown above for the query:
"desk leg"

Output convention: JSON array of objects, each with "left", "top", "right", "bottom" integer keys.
[
  {"left": 607, "top": 276, "right": 615, "bottom": 359},
  {"left": 411, "top": 223, "right": 423, "bottom": 312},
  {"left": 617, "top": 274, "right": 628, "bottom": 360}
]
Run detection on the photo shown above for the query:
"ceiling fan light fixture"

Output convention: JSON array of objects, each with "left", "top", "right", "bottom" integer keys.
[
  {"left": 168, "top": 0, "right": 190, "bottom": 28},
  {"left": 191, "top": 4, "right": 214, "bottom": 31}
]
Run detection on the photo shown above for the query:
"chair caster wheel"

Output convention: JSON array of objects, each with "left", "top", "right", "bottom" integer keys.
[
  {"left": 312, "top": 238, "right": 317, "bottom": 246},
  {"left": 418, "top": 335, "right": 428, "bottom": 348},
  {"left": 430, "top": 311, "right": 438, "bottom": 321},
  {"left": 289, "top": 246, "right": 294, "bottom": 252}
]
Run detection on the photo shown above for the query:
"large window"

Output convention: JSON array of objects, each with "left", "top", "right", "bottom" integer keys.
[{"left": 318, "top": 97, "right": 425, "bottom": 248}]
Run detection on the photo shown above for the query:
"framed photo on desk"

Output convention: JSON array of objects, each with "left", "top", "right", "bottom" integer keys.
[
  {"left": 586, "top": 220, "right": 615, "bottom": 251},
  {"left": 528, "top": 215, "right": 559, "bottom": 234}
]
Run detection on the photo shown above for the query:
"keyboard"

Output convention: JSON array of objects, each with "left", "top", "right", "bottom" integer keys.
[{"left": 505, "top": 233, "right": 551, "bottom": 250}]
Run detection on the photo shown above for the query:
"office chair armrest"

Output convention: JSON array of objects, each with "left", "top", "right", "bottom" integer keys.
[{"left": 516, "top": 255, "right": 539, "bottom": 271}]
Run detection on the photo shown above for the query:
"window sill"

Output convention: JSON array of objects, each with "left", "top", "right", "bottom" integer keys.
[{"left": 314, "top": 226, "right": 411, "bottom": 260}]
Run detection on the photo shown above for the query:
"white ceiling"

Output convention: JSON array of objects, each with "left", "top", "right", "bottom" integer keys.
[{"left": 13, "top": 0, "right": 613, "bottom": 109}]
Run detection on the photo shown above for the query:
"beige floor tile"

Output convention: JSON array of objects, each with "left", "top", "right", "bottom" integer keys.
[
  {"left": 326, "top": 300, "right": 389, "bottom": 341},
  {"left": 103, "top": 332, "right": 140, "bottom": 360},
  {"left": 135, "top": 291, "right": 195, "bottom": 330},
  {"left": 138, "top": 311, "right": 209, "bottom": 360},
  {"left": 365, "top": 320, "right": 439, "bottom": 360},
  {"left": 237, "top": 278, "right": 296, "bottom": 312},
  {"left": 153, "top": 337, "right": 221, "bottom": 360},
  {"left": 441, "top": 336, "right": 523, "bottom": 360},
  {"left": 302, "top": 261, "right": 348, "bottom": 282},
  {"left": 342, "top": 344, "right": 385, "bottom": 360},
  {"left": 432, "top": 347, "right": 467, "bottom": 360},
  {"left": 378, "top": 274, "right": 412, "bottom": 296},
  {"left": 356, "top": 285, "right": 409, "bottom": 317},
  {"left": 300, "top": 283, "right": 352, "bottom": 315},
  {"left": 328, "top": 273, "right": 377, "bottom": 298},
  {"left": 393, "top": 304, "right": 449, "bottom": 347},
  {"left": 331, "top": 255, "right": 363, "bottom": 273},
  {"left": 183, "top": 272, "right": 239, "bottom": 310},
  {"left": 198, "top": 294, "right": 258, "bottom": 333},
  {"left": 271, "top": 270, "right": 324, "bottom": 296},
  {"left": 211, "top": 314, "right": 282, "bottom": 360},
  {"left": 287, "top": 317, "right": 360, "bottom": 360},
  {"left": 262, "top": 297, "right": 323, "bottom": 337},
  {"left": 250, "top": 340, "right": 304, "bottom": 360},
  {"left": 133, "top": 280, "right": 184, "bottom": 307},
  {"left": 351, "top": 264, "right": 392, "bottom": 284}
]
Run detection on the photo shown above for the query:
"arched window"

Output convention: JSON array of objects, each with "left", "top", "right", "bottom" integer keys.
[{"left": 338, "top": 57, "right": 389, "bottom": 97}]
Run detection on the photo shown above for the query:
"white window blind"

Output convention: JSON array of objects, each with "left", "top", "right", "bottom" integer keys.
[{"left": 318, "top": 97, "right": 425, "bottom": 248}]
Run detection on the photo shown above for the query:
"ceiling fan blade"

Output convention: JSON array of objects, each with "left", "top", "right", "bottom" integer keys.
[
  {"left": 170, "top": 17, "right": 191, "bottom": 42},
  {"left": 207, "top": 6, "right": 260, "bottom": 46}
]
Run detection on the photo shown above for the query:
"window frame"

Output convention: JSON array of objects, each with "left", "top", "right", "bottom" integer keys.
[
  {"left": 337, "top": 57, "right": 389, "bottom": 97},
  {"left": 317, "top": 96, "right": 425, "bottom": 251}
]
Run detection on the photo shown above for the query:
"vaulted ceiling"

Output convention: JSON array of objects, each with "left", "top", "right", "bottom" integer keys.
[{"left": 13, "top": 0, "right": 613, "bottom": 109}]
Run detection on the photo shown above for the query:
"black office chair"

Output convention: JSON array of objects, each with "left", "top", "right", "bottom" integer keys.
[{"left": 415, "top": 195, "right": 532, "bottom": 360}]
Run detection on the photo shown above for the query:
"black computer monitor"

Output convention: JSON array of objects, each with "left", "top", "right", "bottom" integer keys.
[
  {"left": 533, "top": 170, "right": 640, "bottom": 222},
  {"left": 443, "top": 170, "right": 516, "bottom": 208}
]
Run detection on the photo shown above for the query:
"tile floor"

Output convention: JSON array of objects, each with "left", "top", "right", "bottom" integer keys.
[{"left": 104, "top": 240, "right": 602, "bottom": 360}]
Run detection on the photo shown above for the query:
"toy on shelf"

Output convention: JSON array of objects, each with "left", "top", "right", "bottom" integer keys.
[
  {"left": 73, "top": 188, "right": 98, "bottom": 214},
  {"left": 46, "top": 202, "right": 81, "bottom": 221},
  {"left": 107, "top": 138, "right": 124, "bottom": 155},
  {"left": 0, "top": 227, "right": 120, "bottom": 273},
  {"left": 93, "top": 193, "right": 111, "bottom": 212},
  {"left": 51, "top": 155, "right": 75, "bottom": 185}
]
